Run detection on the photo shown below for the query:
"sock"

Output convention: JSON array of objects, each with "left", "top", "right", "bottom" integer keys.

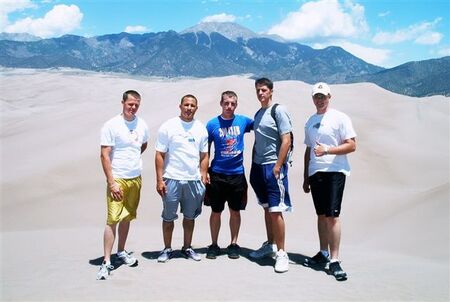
[
  {"left": 320, "top": 250, "right": 329, "bottom": 258},
  {"left": 330, "top": 258, "right": 340, "bottom": 263}
]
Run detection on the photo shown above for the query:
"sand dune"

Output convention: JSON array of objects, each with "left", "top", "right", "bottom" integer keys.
[{"left": 1, "top": 68, "right": 449, "bottom": 301}]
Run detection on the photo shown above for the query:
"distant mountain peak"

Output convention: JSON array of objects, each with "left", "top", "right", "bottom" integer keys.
[
  {"left": 180, "top": 21, "right": 284, "bottom": 42},
  {"left": 0, "top": 32, "right": 41, "bottom": 42}
]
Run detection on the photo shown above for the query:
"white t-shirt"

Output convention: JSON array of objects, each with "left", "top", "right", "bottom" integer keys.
[
  {"left": 155, "top": 116, "right": 208, "bottom": 180},
  {"left": 304, "top": 108, "right": 356, "bottom": 176},
  {"left": 101, "top": 114, "right": 149, "bottom": 179}
]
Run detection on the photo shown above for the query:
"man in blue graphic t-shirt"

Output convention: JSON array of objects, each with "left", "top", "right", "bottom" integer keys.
[{"left": 205, "top": 91, "right": 253, "bottom": 260}]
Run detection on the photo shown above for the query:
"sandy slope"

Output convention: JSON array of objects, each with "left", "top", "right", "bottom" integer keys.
[{"left": 1, "top": 68, "right": 449, "bottom": 301}]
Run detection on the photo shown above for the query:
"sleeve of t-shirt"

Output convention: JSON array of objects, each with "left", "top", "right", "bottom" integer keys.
[
  {"left": 206, "top": 119, "right": 214, "bottom": 144},
  {"left": 275, "top": 105, "right": 293, "bottom": 135},
  {"left": 200, "top": 127, "right": 209, "bottom": 153},
  {"left": 245, "top": 116, "right": 254, "bottom": 132},
  {"left": 155, "top": 124, "right": 169, "bottom": 152},
  {"left": 100, "top": 123, "right": 114, "bottom": 146},
  {"left": 303, "top": 117, "right": 313, "bottom": 147},
  {"left": 142, "top": 120, "right": 150, "bottom": 144},
  {"left": 340, "top": 113, "right": 357, "bottom": 141}
]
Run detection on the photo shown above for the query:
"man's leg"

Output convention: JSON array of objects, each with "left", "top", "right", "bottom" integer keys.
[
  {"left": 162, "top": 221, "right": 174, "bottom": 248},
  {"left": 264, "top": 207, "right": 274, "bottom": 243},
  {"left": 229, "top": 209, "right": 241, "bottom": 245},
  {"left": 209, "top": 211, "right": 221, "bottom": 245},
  {"left": 270, "top": 212, "right": 285, "bottom": 251},
  {"left": 117, "top": 220, "right": 130, "bottom": 252},
  {"left": 183, "top": 218, "right": 195, "bottom": 248},
  {"left": 317, "top": 215, "right": 329, "bottom": 252},
  {"left": 103, "top": 223, "right": 116, "bottom": 263},
  {"left": 327, "top": 217, "right": 341, "bottom": 260}
]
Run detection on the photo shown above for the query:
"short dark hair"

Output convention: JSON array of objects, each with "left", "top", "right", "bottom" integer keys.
[
  {"left": 221, "top": 90, "right": 238, "bottom": 102},
  {"left": 180, "top": 94, "right": 198, "bottom": 104},
  {"left": 123, "top": 90, "right": 141, "bottom": 101},
  {"left": 255, "top": 78, "right": 273, "bottom": 90}
]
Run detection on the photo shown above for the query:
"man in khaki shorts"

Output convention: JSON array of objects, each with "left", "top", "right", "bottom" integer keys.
[{"left": 97, "top": 90, "right": 149, "bottom": 280}]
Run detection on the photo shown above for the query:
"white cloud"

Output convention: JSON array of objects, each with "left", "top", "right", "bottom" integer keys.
[
  {"left": 378, "top": 11, "right": 390, "bottom": 18},
  {"left": 0, "top": 0, "right": 35, "bottom": 29},
  {"left": 415, "top": 32, "right": 442, "bottom": 45},
  {"left": 201, "top": 13, "right": 236, "bottom": 23},
  {"left": 437, "top": 47, "right": 450, "bottom": 57},
  {"left": 0, "top": 0, "right": 34, "bottom": 13},
  {"left": 267, "top": 0, "right": 369, "bottom": 40},
  {"left": 373, "top": 18, "right": 442, "bottom": 45},
  {"left": 4, "top": 4, "right": 83, "bottom": 38},
  {"left": 124, "top": 25, "right": 148, "bottom": 34},
  {"left": 314, "top": 40, "right": 391, "bottom": 66}
]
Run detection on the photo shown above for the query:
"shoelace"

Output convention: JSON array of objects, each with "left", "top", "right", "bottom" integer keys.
[
  {"left": 119, "top": 250, "right": 134, "bottom": 256},
  {"left": 102, "top": 264, "right": 114, "bottom": 270}
]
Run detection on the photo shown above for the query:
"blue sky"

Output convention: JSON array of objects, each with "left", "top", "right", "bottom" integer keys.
[{"left": 1, "top": 0, "right": 449, "bottom": 68}]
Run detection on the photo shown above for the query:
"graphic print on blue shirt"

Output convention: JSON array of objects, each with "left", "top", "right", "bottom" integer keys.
[{"left": 207, "top": 115, "right": 253, "bottom": 175}]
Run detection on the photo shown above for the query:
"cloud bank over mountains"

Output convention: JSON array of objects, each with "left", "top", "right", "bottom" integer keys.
[{"left": 1, "top": 0, "right": 448, "bottom": 67}]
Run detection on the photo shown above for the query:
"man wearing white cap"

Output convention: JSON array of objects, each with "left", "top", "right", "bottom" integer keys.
[{"left": 302, "top": 82, "right": 356, "bottom": 281}]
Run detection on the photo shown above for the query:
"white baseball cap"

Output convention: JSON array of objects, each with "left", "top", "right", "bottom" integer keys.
[{"left": 312, "top": 82, "right": 331, "bottom": 96}]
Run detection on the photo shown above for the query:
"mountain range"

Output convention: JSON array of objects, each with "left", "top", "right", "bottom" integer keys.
[{"left": 1, "top": 22, "right": 449, "bottom": 97}]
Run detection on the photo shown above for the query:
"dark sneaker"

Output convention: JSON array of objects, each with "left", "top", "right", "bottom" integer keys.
[
  {"left": 181, "top": 247, "right": 201, "bottom": 261},
  {"left": 329, "top": 261, "right": 348, "bottom": 281},
  {"left": 206, "top": 244, "right": 221, "bottom": 259},
  {"left": 249, "top": 241, "right": 277, "bottom": 259},
  {"left": 305, "top": 251, "right": 330, "bottom": 267},
  {"left": 227, "top": 244, "right": 240, "bottom": 259}
]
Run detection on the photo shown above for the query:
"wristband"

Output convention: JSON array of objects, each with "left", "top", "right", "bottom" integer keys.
[{"left": 324, "top": 146, "right": 329, "bottom": 155}]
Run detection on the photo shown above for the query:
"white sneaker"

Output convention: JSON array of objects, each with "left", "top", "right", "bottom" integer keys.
[
  {"left": 157, "top": 248, "right": 173, "bottom": 263},
  {"left": 96, "top": 261, "right": 114, "bottom": 280},
  {"left": 117, "top": 250, "right": 138, "bottom": 266},
  {"left": 274, "top": 250, "right": 289, "bottom": 273},
  {"left": 249, "top": 241, "right": 277, "bottom": 259}
]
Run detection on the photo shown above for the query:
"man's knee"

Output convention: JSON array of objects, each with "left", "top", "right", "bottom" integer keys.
[{"left": 325, "top": 216, "right": 339, "bottom": 226}]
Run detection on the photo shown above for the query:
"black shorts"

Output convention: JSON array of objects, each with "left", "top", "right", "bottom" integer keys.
[
  {"left": 309, "top": 172, "right": 346, "bottom": 217},
  {"left": 205, "top": 171, "right": 248, "bottom": 213}
]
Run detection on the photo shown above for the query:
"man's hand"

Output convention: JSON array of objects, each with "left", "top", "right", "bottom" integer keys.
[
  {"left": 303, "top": 178, "right": 310, "bottom": 193},
  {"left": 314, "top": 141, "right": 329, "bottom": 157},
  {"left": 109, "top": 181, "right": 123, "bottom": 201},
  {"left": 156, "top": 179, "right": 167, "bottom": 197},
  {"left": 272, "top": 164, "right": 281, "bottom": 179}
]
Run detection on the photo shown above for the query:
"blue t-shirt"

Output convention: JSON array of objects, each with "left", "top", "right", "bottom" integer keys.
[{"left": 206, "top": 114, "right": 253, "bottom": 175}]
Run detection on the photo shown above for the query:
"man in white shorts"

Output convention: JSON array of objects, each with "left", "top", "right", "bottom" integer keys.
[{"left": 155, "top": 94, "right": 209, "bottom": 262}]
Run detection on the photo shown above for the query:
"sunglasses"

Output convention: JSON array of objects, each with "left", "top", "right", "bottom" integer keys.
[{"left": 313, "top": 94, "right": 327, "bottom": 100}]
